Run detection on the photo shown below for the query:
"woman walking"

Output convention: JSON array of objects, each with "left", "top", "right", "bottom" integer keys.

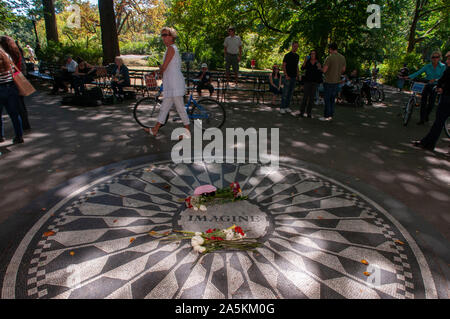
[
  {"left": 0, "top": 46, "right": 24, "bottom": 144},
  {"left": 0, "top": 36, "right": 30, "bottom": 134},
  {"left": 299, "top": 50, "right": 322, "bottom": 118},
  {"left": 144, "top": 27, "right": 190, "bottom": 138}
]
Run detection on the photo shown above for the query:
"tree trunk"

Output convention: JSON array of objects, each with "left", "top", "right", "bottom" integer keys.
[
  {"left": 98, "top": 0, "right": 120, "bottom": 65},
  {"left": 407, "top": 0, "right": 421, "bottom": 53},
  {"left": 42, "top": 0, "right": 59, "bottom": 43}
]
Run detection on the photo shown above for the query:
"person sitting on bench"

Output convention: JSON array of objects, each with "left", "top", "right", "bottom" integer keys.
[
  {"left": 72, "top": 57, "right": 97, "bottom": 96},
  {"left": 110, "top": 56, "right": 130, "bottom": 101},
  {"left": 50, "top": 55, "right": 77, "bottom": 94},
  {"left": 196, "top": 63, "right": 214, "bottom": 97}
]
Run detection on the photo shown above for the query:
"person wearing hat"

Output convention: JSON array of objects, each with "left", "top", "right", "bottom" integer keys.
[
  {"left": 196, "top": 63, "right": 214, "bottom": 97},
  {"left": 224, "top": 26, "right": 242, "bottom": 87},
  {"left": 50, "top": 54, "right": 78, "bottom": 94}
]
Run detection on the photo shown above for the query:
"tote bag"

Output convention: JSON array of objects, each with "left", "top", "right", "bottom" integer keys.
[
  {"left": 11, "top": 63, "right": 36, "bottom": 96},
  {"left": 1, "top": 48, "right": 36, "bottom": 96}
]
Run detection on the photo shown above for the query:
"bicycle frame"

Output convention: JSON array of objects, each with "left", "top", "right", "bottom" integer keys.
[{"left": 156, "top": 84, "right": 210, "bottom": 121}]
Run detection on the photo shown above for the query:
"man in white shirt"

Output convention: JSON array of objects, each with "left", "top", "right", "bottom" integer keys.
[
  {"left": 224, "top": 26, "right": 242, "bottom": 86},
  {"left": 51, "top": 55, "right": 78, "bottom": 94},
  {"left": 26, "top": 45, "right": 36, "bottom": 63}
]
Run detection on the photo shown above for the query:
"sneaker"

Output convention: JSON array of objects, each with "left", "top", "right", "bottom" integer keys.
[
  {"left": 319, "top": 117, "right": 332, "bottom": 121},
  {"left": 279, "top": 109, "right": 286, "bottom": 114},
  {"left": 285, "top": 108, "right": 292, "bottom": 113}
]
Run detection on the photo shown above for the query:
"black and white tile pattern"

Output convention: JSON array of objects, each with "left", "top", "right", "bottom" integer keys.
[{"left": 1, "top": 161, "right": 439, "bottom": 299}]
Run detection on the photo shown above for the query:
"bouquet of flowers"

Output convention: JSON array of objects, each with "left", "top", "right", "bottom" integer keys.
[
  {"left": 157, "top": 225, "right": 261, "bottom": 255},
  {"left": 185, "top": 182, "right": 248, "bottom": 211}
]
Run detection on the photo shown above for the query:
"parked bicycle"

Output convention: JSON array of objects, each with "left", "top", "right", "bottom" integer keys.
[
  {"left": 402, "top": 80, "right": 427, "bottom": 126},
  {"left": 363, "top": 77, "right": 385, "bottom": 102},
  {"left": 133, "top": 76, "right": 226, "bottom": 131}
]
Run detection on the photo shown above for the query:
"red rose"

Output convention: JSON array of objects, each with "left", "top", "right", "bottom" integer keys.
[
  {"left": 185, "top": 197, "right": 193, "bottom": 208},
  {"left": 234, "top": 226, "right": 245, "bottom": 236}
]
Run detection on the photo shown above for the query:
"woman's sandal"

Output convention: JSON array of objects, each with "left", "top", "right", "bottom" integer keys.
[{"left": 143, "top": 128, "right": 156, "bottom": 136}]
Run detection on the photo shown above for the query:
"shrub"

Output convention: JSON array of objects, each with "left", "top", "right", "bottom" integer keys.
[{"left": 36, "top": 41, "right": 103, "bottom": 65}]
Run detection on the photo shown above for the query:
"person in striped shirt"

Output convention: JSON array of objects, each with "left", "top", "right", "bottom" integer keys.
[{"left": 0, "top": 47, "right": 24, "bottom": 144}]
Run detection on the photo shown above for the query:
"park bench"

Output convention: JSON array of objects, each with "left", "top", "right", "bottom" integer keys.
[{"left": 27, "top": 61, "right": 275, "bottom": 105}]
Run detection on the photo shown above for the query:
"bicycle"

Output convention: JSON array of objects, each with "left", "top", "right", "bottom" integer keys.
[
  {"left": 402, "top": 80, "right": 426, "bottom": 126},
  {"left": 133, "top": 77, "right": 226, "bottom": 131},
  {"left": 364, "top": 77, "right": 384, "bottom": 102}
]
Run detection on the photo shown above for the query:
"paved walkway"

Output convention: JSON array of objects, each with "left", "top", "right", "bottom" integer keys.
[{"left": 0, "top": 83, "right": 448, "bottom": 299}]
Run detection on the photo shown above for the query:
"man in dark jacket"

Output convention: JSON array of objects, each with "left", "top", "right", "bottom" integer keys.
[{"left": 412, "top": 51, "right": 450, "bottom": 151}]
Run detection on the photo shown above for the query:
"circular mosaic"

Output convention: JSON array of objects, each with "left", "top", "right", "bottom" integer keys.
[{"left": 1, "top": 161, "right": 439, "bottom": 299}]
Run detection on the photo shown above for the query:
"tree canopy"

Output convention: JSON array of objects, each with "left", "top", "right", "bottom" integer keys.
[{"left": 0, "top": 0, "right": 448, "bottom": 81}]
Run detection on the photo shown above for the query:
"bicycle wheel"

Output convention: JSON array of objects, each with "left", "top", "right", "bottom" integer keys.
[
  {"left": 445, "top": 118, "right": 450, "bottom": 138},
  {"left": 371, "top": 87, "right": 381, "bottom": 102},
  {"left": 403, "top": 98, "right": 415, "bottom": 126},
  {"left": 133, "top": 96, "right": 161, "bottom": 129},
  {"left": 379, "top": 88, "right": 385, "bottom": 101},
  {"left": 354, "top": 95, "right": 363, "bottom": 108},
  {"left": 189, "top": 98, "right": 226, "bottom": 130}
]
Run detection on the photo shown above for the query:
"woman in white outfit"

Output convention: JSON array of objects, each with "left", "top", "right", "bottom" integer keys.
[{"left": 144, "top": 27, "right": 190, "bottom": 137}]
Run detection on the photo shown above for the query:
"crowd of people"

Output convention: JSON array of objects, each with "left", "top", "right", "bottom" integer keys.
[{"left": 1, "top": 25, "right": 448, "bottom": 151}]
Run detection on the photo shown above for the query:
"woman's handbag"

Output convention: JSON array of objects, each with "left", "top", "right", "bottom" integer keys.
[
  {"left": 1, "top": 48, "right": 36, "bottom": 96},
  {"left": 12, "top": 68, "right": 36, "bottom": 96}
]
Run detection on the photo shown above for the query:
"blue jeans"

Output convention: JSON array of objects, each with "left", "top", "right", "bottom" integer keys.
[
  {"left": 281, "top": 77, "right": 296, "bottom": 109},
  {"left": 0, "top": 83, "right": 23, "bottom": 139},
  {"left": 421, "top": 95, "right": 450, "bottom": 150},
  {"left": 323, "top": 82, "right": 339, "bottom": 118}
]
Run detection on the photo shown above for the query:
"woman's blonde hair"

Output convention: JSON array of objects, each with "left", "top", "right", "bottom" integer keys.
[
  {"left": 431, "top": 51, "right": 442, "bottom": 59},
  {"left": 115, "top": 56, "right": 124, "bottom": 64},
  {"left": 161, "top": 27, "right": 177, "bottom": 39}
]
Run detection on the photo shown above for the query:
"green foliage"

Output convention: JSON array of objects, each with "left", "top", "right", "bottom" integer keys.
[
  {"left": 2, "top": 0, "right": 449, "bottom": 77},
  {"left": 37, "top": 41, "right": 103, "bottom": 64}
]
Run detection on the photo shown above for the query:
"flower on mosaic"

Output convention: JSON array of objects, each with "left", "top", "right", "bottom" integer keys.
[
  {"left": 363, "top": 271, "right": 371, "bottom": 276},
  {"left": 41, "top": 208, "right": 47, "bottom": 211},
  {"left": 113, "top": 219, "right": 118, "bottom": 223},
  {"left": 162, "top": 225, "right": 261, "bottom": 257},
  {"left": 43, "top": 231, "right": 55, "bottom": 237},
  {"left": 395, "top": 240, "right": 405, "bottom": 245},
  {"left": 69, "top": 251, "right": 75, "bottom": 256},
  {"left": 186, "top": 182, "right": 248, "bottom": 210},
  {"left": 361, "top": 259, "right": 369, "bottom": 265},
  {"left": 317, "top": 216, "right": 324, "bottom": 220},
  {"left": 130, "top": 237, "right": 135, "bottom": 243},
  {"left": 149, "top": 231, "right": 158, "bottom": 236}
]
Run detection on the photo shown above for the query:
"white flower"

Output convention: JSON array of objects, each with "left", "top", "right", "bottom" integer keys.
[
  {"left": 191, "top": 235, "right": 204, "bottom": 247},
  {"left": 226, "top": 232, "right": 234, "bottom": 240},
  {"left": 195, "top": 232, "right": 203, "bottom": 236},
  {"left": 193, "top": 245, "right": 206, "bottom": 253},
  {"left": 193, "top": 206, "right": 198, "bottom": 211},
  {"left": 199, "top": 205, "right": 207, "bottom": 211}
]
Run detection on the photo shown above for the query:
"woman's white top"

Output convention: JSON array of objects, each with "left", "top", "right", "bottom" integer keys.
[{"left": 162, "top": 44, "right": 185, "bottom": 97}]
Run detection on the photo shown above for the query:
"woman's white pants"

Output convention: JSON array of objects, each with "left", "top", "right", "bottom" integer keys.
[{"left": 157, "top": 96, "right": 190, "bottom": 126}]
